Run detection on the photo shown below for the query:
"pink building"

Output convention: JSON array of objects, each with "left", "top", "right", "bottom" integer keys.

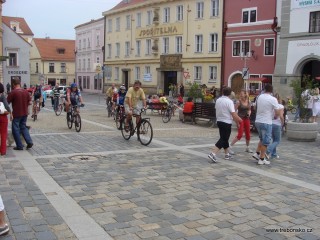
[{"left": 223, "top": 0, "right": 278, "bottom": 96}]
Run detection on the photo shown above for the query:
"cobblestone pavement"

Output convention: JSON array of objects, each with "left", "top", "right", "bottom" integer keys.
[{"left": 1, "top": 93, "right": 320, "bottom": 240}]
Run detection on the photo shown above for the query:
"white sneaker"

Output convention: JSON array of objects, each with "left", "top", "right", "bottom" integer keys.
[
  {"left": 245, "top": 147, "right": 253, "bottom": 153},
  {"left": 228, "top": 148, "right": 235, "bottom": 155},
  {"left": 252, "top": 152, "right": 260, "bottom": 161},
  {"left": 208, "top": 153, "right": 217, "bottom": 163},
  {"left": 258, "top": 159, "right": 270, "bottom": 165},
  {"left": 225, "top": 153, "right": 233, "bottom": 160}
]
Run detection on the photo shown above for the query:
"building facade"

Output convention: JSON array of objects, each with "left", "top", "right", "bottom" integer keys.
[
  {"left": 223, "top": 0, "right": 277, "bottom": 96},
  {"left": 2, "top": 22, "right": 31, "bottom": 87},
  {"left": 274, "top": 0, "right": 320, "bottom": 98},
  {"left": 75, "top": 18, "right": 104, "bottom": 93},
  {"left": 30, "top": 38, "right": 75, "bottom": 86},
  {"left": 0, "top": 0, "right": 5, "bottom": 83},
  {"left": 102, "top": 0, "right": 223, "bottom": 95}
]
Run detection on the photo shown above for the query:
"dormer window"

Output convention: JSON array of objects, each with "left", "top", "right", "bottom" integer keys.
[
  {"left": 13, "top": 26, "right": 17, "bottom": 32},
  {"left": 57, "top": 48, "right": 65, "bottom": 54}
]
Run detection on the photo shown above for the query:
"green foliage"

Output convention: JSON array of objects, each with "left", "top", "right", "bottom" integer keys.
[{"left": 186, "top": 82, "right": 203, "bottom": 99}]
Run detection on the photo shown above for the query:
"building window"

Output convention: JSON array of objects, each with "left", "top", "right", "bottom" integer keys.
[
  {"left": 78, "top": 59, "right": 81, "bottom": 70},
  {"left": 57, "top": 48, "right": 65, "bottom": 54},
  {"left": 8, "top": 52, "right": 17, "bottom": 66},
  {"left": 264, "top": 39, "right": 274, "bottom": 56},
  {"left": 145, "top": 66, "right": 151, "bottom": 74},
  {"left": 146, "top": 39, "right": 152, "bottom": 55},
  {"left": 196, "top": 2, "right": 204, "bottom": 19},
  {"left": 136, "top": 13, "right": 141, "bottom": 27},
  {"left": 87, "top": 58, "right": 90, "bottom": 70},
  {"left": 83, "top": 76, "right": 87, "bottom": 89},
  {"left": 163, "top": 37, "right": 169, "bottom": 54},
  {"left": 126, "top": 15, "right": 131, "bottom": 29},
  {"left": 211, "top": 0, "right": 219, "bottom": 17},
  {"left": 83, "top": 39, "right": 86, "bottom": 49},
  {"left": 147, "top": 10, "right": 153, "bottom": 25},
  {"left": 87, "top": 38, "right": 90, "bottom": 48},
  {"left": 87, "top": 76, "right": 90, "bottom": 89},
  {"left": 107, "top": 44, "right": 112, "bottom": 58},
  {"left": 108, "top": 19, "right": 112, "bottom": 32},
  {"left": 115, "top": 67, "right": 119, "bottom": 80},
  {"left": 310, "top": 11, "right": 320, "bottom": 33},
  {"left": 96, "top": 34, "right": 100, "bottom": 46},
  {"left": 136, "top": 40, "right": 141, "bottom": 56},
  {"left": 49, "top": 63, "right": 55, "bottom": 73},
  {"left": 177, "top": 5, "right": 184, "bottom": 21},
  {"left": 116, "top": 17, "right": 120, "bottom": 31},
  {"left": 194, "top": 66, "right": 202, "bottom": 81},
  {"left": 36, "top": 63, "right": 39, "bottom": 73},
  {"left": 116, "top": 43, "right": 120, "bottom": 57},
  {"left": 78, "top": 40, "right": 81, "bottom": 50},
  {"left": 209, "top": 66, "right": 217, "bottom": 82},
  {"left": 83, "top": 59, "right": 86, "bottom": 70},
  {"left": 209, "top": 33, "right": 218, "bottom": 52},
  {"left": 176, "top": 36, "right": 183, "bottom": 53},
  {"left": 233, "top": 40, "right": 250, "bottom": 56},
  {"left": 125, "top": 41, "right": 130, "bottom": 56},
  {"left": 195, "top": 35, "right": 203, "bottom": 53},
  {"left": 163, "top": 7, "right": 170, "bottom": 23},
  {"left": 242, "top": 8, "right": 257, "bottom": 23},
  {"left": 61, "top": 63, "right": 66, "bottom": 73},
  {"left": 135, "top": 67, "right": 141, "bottom": 80}
]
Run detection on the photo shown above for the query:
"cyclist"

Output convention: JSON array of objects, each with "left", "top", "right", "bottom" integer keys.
[
  {"left": 65, "top": 83, "right": 84, "bottom": 118},
  {"left": 51, "top": 84, "right": 60, "bottom": 109},
  {"left": 124, "top": 80, "right": 147, "bottom": 130},
  {"left": 31, "top": 84, "right": 42, "bottom": 116},
  {"left": 105, "top": 83, "right": 117, "bottom": 108},
  {"left": 117, "top": 85, "right": 127, "bottom": 108}
]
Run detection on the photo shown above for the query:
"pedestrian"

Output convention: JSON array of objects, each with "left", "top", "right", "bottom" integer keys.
[
  {"left": 0, "top": 195, "right": 9, "bottom": 236},
  {"left": 7, "top": 78, "right": 33, "bottom": 150},
  {"left": 6, "top": 82, "right": 10, "bottom": 94},
  {"left": 23, "top": 83, "right": 27, "bottom": 89},
  {"left": 0, "top": 83, "right": 12, "bottom": 156},
  {"left": 179, "top": 83, "right": 184, "bottom": 97},
  {"left": 252, "top": 84, "right": 280, "bottom": 165},
  {"left": 208, "top": 87, "right": 242, "bottom": 163},
  {"left": 229, "top": 89, "right": 253, "bottom": 154},
  {"left": 311, "top": 87, "right": 320, "bottom": 123},
  {"left": 266, "top": 94, "right": 284, "bottom": 159}
]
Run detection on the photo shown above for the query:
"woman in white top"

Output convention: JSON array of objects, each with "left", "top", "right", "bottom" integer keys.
[
  {"left": 311, "top": 87, "right": 320, "bottom": 123},
  {"left": 266, "top": 94, "right": 284, "bottom": 159}
]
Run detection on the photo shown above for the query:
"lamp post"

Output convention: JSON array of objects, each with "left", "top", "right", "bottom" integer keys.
[{"left": 74, "top": 50, "right": 77, "bottom": 85}]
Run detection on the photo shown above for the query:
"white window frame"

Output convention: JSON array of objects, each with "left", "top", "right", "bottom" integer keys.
[
  {"left": 242, "top": 7, "right": 257, "bottom": 23},
  {"left": 194, "top": 66, "right": 202, "bottom": 81},
  {"left": 177, "top": 5, "right": 184, "bottom": 21},
  {"left": 135, "top": 66, "right": 141, "bottom": 80},
  {"left": 163, "top": 7, "right": 170, "bottom": 23},
  {"left": 196, "top": 2, "right": 204, "bottom": 19},
  {"left": 82, "top": 59, "right": 86, "bottom": 71},
  {"left": 163, "top": 37, "right": 169, "bottom": 54},
  {"left": 145, "top": 66, "right": 151, "bottom": 74},
  {"left": 87, "top": 58, "right": 90, "bottom": 71},
  {"left": 126, "top": 15, "right": 131, "bottom": 30},
  {"left": 115, "top": 67, "right": 120, "bottom": 80},
  {"left": 116, "top": 17, "right": 120, "bottom": 31},
  {"left": 211, "top": 0, "right": 219, "bottom": 17},
  {"left": 195, "top": 35, "right": 203, "bottom": 53},
  {"left": 136, "top": 40, "right": 141, "bottom": 56},
  {"left": 147, "top": 10, "right": 153, "bottom": 25},
  {"left": 209, "top": 33, "right": 218, "bottom": 52},
  {"left": 107, "top": 44, "right": 112, "bottom": 58},
  {"left": 116, "top": 43, "right": 120, "bottom": 57},
  {"left": 264, "top": 38, "right": 274, "bottom": 56},
  {"left": 108, "top": 19, "right": 112, "bottom": 32},
  {"left": 146, "top": 39, "right": 152, "bottom": 55},
  {"left": 176, "top": 36, "right": 183, "bottom": 53},
  {"left": 136, "top": 13, "right": 142, "bottom": 27},
  {"left": 49, "top": 62, "right": 55, "bottom": 73},
  {"left": 209, "top": 66, "right": 217, "bottom": 83},
  {"left": 8, "top": 51, "right": 18, "bottom": 67},
  {"left": 232, "top": 40, "right": 250, "bottom": 57},
  {"left": 96, "top": 34, "right": 100, "bottom": 47},
  {"left": 125, "top": 41, "right": 130, "bottom": 56},
  {"left": 83, "top": 39, "right": 86, "bottom": 49}
]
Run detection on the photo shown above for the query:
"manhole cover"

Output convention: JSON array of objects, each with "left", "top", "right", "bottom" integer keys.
[{"left": 69, "top": 155, "right": 99, "bottom": 161}]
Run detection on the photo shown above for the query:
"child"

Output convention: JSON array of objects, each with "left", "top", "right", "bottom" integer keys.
[{"left": 182, "top": 97, "right": 194, "bottom": 123}]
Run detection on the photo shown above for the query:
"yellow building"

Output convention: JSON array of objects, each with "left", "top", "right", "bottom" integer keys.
[
  {"left": 103, "top": 0, "right": 223, "bottom": 95},
  {"left": 30, "top": 38, "right": 75, "bottom": 86}
]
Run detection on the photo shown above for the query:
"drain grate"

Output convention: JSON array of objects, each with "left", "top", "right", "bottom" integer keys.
[{"left": 69, "top": 155, "right": 99, "bottom": 161}]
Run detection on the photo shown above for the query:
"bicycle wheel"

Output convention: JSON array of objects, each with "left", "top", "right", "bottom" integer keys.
[
  {"left": 33, "top": 114, "right": 37, "bottom": 121},
  {"left": 55, "top": 104, "right": 63, "bottom": 116},
  {"left": 138, "top": 119, "right": 153, "bottom": 146},
  {"left": 290, "top": 107, "right": 297, "bottom": 114},
  {"left": 162, "top": 109, "right": 171, "bottom": 123},
  {"left": 121, "top": 119, "right": 132, "bottom": 140},
  {"left": 67, "top": 113, "right": 73, "bottom": 129},
  {"left": 115, "top": 112, "right": 121, "bottom": 130},
  {"left": 74, "top": 114, "right": 81, "bottom": 132},
  {"left": 107, "top": 103, "right": 112, "bottom": 117}
]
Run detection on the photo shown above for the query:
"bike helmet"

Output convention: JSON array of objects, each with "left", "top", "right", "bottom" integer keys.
[
  {"left": 71, "top": 83, "right": 77, "bottom": 88},
  {"left": 120, "top": 85, "right": 126, "bottom": 90}
]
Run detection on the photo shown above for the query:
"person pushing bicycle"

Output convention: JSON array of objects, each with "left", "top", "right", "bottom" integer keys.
[
  {"left": 65, "top": 83, "right": 84, "bottom": 118},
  {"left": 124, "top": 80, "right": 147, "bottom": 130}
]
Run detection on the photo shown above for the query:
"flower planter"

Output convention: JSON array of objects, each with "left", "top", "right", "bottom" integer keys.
[{"left": 286, "top": 121, "right": 318, "bottom": 142}]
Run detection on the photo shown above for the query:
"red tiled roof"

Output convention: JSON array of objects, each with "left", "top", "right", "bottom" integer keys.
[
  {"left": 110, "top": 0, "right": 146, "bottom": 11},
  {"left": 33, "top": 38, "right": 75, "bottom": 61},
  {"left": 2, "top": 16, "right": 34, "bottom": 35}
]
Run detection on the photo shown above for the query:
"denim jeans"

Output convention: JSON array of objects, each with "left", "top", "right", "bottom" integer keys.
[
  {"left": 12, "top": 116, "right": 33, "bottom": 149},
  {"left": 267, "top": 124, "right": 281, "bottom": 157},
  {"left": 53, "top": 96, "right": 59, "bottom": 110},
  {"left": 255, "top": 122, "right": 272, "bottom": 146}
]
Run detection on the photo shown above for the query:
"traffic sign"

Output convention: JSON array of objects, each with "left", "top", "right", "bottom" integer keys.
[{"left": 183, "top": 71, "right": 190, "bottom": 79}]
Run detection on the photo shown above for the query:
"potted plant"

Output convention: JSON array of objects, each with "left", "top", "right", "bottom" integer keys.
[
  {"left": 186, "top": 82, "right": 203, "bottom": 102},
  {"left": 286, "top": 75, "right": 319, "bottom": 141}
]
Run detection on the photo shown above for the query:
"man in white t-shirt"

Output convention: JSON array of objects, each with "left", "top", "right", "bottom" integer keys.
[
  {"left": 252, "top": 84, "right": 280, "bottom": 165},
  {"left": 208, "top": 87, "right": 242, "bottom": 163}
]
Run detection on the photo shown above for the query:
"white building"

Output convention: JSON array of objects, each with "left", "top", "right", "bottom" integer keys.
[{"left": 75, "top": 18, "right": 104, "bottom": 93}]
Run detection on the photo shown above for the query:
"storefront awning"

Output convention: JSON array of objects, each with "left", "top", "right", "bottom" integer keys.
[{"left": 245, "top": 77, "right": 271, "bottom": 83}]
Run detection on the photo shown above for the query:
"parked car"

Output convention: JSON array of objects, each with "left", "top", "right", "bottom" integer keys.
[
  {"left": 43, "top": 85, "right": 53, "bottom": 97},
  {"left": 49, "top": 86, "right": 67, "bottom": 98}
]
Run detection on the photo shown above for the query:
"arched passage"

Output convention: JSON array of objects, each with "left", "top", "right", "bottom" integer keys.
[{"left": 230, "top": 73, "right": 243, "bottom": 95}]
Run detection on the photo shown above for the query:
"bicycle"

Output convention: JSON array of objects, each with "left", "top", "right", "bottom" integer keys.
[
  {"left": 67, "top": 104, "right": 84, "bottom": 132},
  {"left": 162, "top": 101, "right": 176, "bottom": 123},
  {"left": 106, "top": 97, "right": 113, "bottom": 118},
  {"left": 114, "top": 104, "right": 125, "bottom": 130},
  {"left": 54, "top": 96, "right": 65, "bottom": 116},
  {"left": 31, "top": 99, "right": 40, "bottom": 121},
  {"left": 120, "top": 108, "right": 153, "bottom": 146}
]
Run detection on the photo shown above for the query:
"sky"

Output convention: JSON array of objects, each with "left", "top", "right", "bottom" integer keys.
[{"left": 3, "top": 0, "right": 120, "bottom": 40}]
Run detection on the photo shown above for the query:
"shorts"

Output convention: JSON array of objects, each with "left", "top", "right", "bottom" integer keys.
[
  {"left": 255, "top": 122, "right": 272, "bottom": 146},
  {"left": 124, "top": 103, "right": 142, "bottom": 115},
  {"left": 312, "top": 107, "right": 320, "bottom": 116}
]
